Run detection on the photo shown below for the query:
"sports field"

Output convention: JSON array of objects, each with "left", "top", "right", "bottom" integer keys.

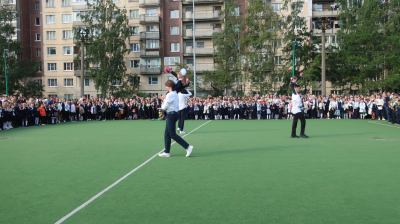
[{"left": 0, "top": 119, "right": 399, "bottom": 224}]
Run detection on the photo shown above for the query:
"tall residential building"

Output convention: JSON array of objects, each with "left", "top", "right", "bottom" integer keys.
[{"left": 0, "top": 0, "right": 43, "bottom": 85}]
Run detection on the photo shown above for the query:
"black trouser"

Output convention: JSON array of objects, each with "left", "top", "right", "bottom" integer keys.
[
  {"left": 292, "top": 112, "right": 306, "bottom": 136},
  {"left": 178, "top": 108, "right": 186, "bottom": 131},
  {"left": 164, "top": 112, "right": 189, "bottom": 153}
]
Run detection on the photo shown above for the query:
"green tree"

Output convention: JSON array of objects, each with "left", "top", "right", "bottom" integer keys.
[
  {"left": 206, "top": 0, "right": 246, "bottom": 96},
  {"left": 242, "top": 0, "right": 279, "bottom": 95},
  {"left": 277, "top": 0, "right": 319, "bottom": 95},
  {"left": 78, "top": 0, "right": 134, "bottom": 97},
  {"left": 0, "top": 5, "right": 42, "bottom": 96},
  {"left": 334, "top": 0, "right": 400, "bottom": 93}
]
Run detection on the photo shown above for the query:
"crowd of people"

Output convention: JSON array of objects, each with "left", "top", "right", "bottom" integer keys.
[{"left": 0, "top": 92, "right": 399, "bottom": 131}]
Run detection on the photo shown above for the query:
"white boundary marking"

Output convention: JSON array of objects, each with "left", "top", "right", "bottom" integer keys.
[
  {"left": 55, "top": 120, "right": 212, "bottom": 224},
  {"left": 368, "top": 121, "right": 400, "bottom": 129}
]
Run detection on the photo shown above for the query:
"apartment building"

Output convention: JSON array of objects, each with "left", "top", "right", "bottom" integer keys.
[{"left": 0, "top": 0, "right": 43, "bottom": 86}]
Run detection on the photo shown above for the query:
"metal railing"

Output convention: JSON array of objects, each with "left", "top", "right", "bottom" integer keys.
[
  {"left": 183, "top": 28, "right": 221, "bottom": 38},
  {"left": 182, "top": 0, "right": 223, "bottom": 3},
  {"left": 183, "top": 10, "right": 221, "bottom": 20}
]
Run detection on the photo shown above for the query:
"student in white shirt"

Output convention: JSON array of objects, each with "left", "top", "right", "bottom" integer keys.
[
  {"left": 159, "top": 80, "right": 193, "bottom": 158},
  {"left": 291, "top": 84, "right": 308, "bottom": 138}
]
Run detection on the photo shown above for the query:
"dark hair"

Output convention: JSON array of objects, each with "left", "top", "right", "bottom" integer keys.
[
  {"left": 294, "top": 84, "right": 300, "bottom": 88},
  {"left": 165, "top": 80, "right": 175, "bottom": 88}
]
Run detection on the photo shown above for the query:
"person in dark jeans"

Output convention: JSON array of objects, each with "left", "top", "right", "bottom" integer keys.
[
  {"left": 159, "top": 80, "right": 194, "bottom": 158},
  {"left": 383, "top": 93, "right": 391, "bottom": 122},
  {"left": 291, "top": 84, "right": 308, "bottom": 138}
]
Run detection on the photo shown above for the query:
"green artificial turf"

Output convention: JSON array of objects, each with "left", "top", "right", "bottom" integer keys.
[{"left": 0, "top": 119, "right": 399, "bottom": 224}]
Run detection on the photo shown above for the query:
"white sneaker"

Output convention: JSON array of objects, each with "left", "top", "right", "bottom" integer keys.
[
  {"left": 382, "top": 118, "right": 386, "bottom": 120},
  {"left": 159, "top": 152, "right": 171, "bottom": 157},
  {"left": 186, "top": 145, "right": 193, "bottom": 157},
  {"left": 177, "top": 128, "right": 180, "bottom": 131},
  {"left": 180, "top": 131, "right": 186, "bottom": 134}
]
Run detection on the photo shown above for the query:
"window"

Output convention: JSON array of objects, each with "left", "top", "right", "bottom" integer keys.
[
  {"left": 295, "top": 57, "right": 300, "bottom": 65},
  {"left": 187, "top": 59, "right": 194, "bottom": 65},
  {"left": 130, "top": 60, "right": 140, "bottom": 69},
  {"left": 167, "top": 76, "right": 177, "bottom": 82},
  {"left": 170, "top": 10, "right": 179, "bottom": 18},
  {"left": 112, "top": 11, "right": 119, "bottom": 20},
  {"left": 63, "top": 47, "right": 72, "bottom": 55},
  {"left": 146, "top": 26, "right": 158, "bottom": 32},
  {"left": 73, "top": 11, "right": 86, "bottom": 21},
  {"left": 294, "top": 21, "right": 303, "bottom": 30},
  {"left": 63, "top": 30, "right": 72, "bottom": 39},
  {"left": 186, "top": 24, "right": 193, "bottom": 30},
  {"left": 48, "top": 63, "right": 57, "bottom": 71},
  {"left": 48, "top": 79, "right": 57, "bottom": 87},
  {"left": 35, "top": 33, "right": 41, "bottom": 41},
  {"left": 46, "top": 31, "right": 56, "bottom": 39},
  {"left": 314, "top": 4, "right": 322, "bottom": 11},
  {"left": 164, "top": 57, "right": 180, "bottom": 66},
  {"left": 186, "top": 42, "right": 193, "bottom": 47},
  {"left": 36, "top": 79, "right": 42, "bottom": 86},
  {"left": 62, "top": 14, "right": 72, "bottom": 23},
  {"left": 148, "top": 76, "right": 158, "bottom": 85},
  {"left": 146, "top": 40, "right": 159, "bottom": 49},
  {"left": 232, "top": 7, "right": 240, "bottom": 16},
  {"left": 130, "top": 43, "right": 140, "bottom": 52},
  {"left": 113, "top": 0, "right": 119, "bottom": 2},
  {"left": 197, "top": 42, "right": 204, "bottom": 48},
  {"left": 37, "top": 64, "right": 42, "bottom": 72},
  {"left": 48, "top": 94, "right": 58, "bottom": 98},
  {"left": 130, "top": 26, "right": 139, "bottom": 35},
  {"left": 129, "top": 10, "right": 139, "bottom": 18},
  {"left": 46, "top": 0, "right": 55, "bottom": 7},
  {"left": 171, "top": 43, "right": 180, "bottom": 52},
  {"left": 274, "top": 56, "right": 281, "bottom": 65},
  {"left": 112, "top": 79, "right": 121, "bottom": 86},
  {"left": 64, "top": 63, "right": 73, "bottom": 71},
  {"left": 272, "top": 4, "right": 282, "bottom": 12},
  {"left": 47, "top": 47, "right": 56, "bottom": 56},
  {"left": 271, "top": 39, "right": 281, "bottom": 48},
  {"left": 170, "top": 26, "right": 179, "bottom": 35},
  {"left": 312, "top": 91, "right": 321, "bottom": 96},
  {"left": 62, "top": 0, "right": 71, "bottom": 6},
  {"left": 65, "top": 94, "right": 74, "bottom": 100},
  {"left": 292, "top": 2, "right": 303, "bottom": 12},
  {"left": 186, "top": 7, "right": 193, "bottom": 12},
  {"left": 84, "top": 78, "right": 90, "bottom": 87},
  {"left": 36, "top": 49, "right": 41, "bottom": 57},
  {"left": 64, "top": 79, "right": 73, "bottom": 86},
  {"left": 146, "top": 9, "right": 157, "bottom": 16},
  {"left": 83, "top": 94, "right": 90, "bottom": 98},
  {"left": 35, "top": 2, "right": 40, "bottom": 10},
  {"left": 35, "top": 17, "right": 40, "bottom": 26},
  {"left": 46, "top": 15, "right": 55, "bottom": 24}
]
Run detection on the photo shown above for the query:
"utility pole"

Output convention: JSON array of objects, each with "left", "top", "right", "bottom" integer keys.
[
  {"left": 77, "top": 29, "right": 89, "bottom": 98},
  {"left": 193, "top": 0, "right": 196, "bottom": 97}
]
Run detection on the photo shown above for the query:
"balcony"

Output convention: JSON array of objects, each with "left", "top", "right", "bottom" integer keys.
[
  {"left": 140, "top": 48, "right": 161, "bottom": 57},
  {"left": 313, "top": 27, "right": 340, "bottom": 35},
  {"left": 139, "top": 14, "right": 161, "bottom": 24},
  {"left": 182, "top": 0, "right": 223, "bottom": 5},
  {"left": 140, "top": 31, "right": 160, "bottom": 40},
  {"left": 139, "top": 0, "right": 160, "bottom": 7},
  {"left": 183, "top": 28, "right": 221, "bottom": 39},
  {"left": 182, "top": 10, "right": 221, "bottom": 22},
  {"left": 140, "top": 65, "right": 161, "bottom": 74},
  {"left": 312, "top": 3, "right": 341, "bottom": 17},
  {"left": 186, "top": 63, "right": 217, "bottom": 73},
  {"left": 183, "top": 45, "right": 217, "bottom": 56}
]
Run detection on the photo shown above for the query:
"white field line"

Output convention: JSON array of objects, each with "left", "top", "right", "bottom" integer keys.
[
  {"left": 55, "top": 120, "right": 212, "bottom": 224},
  {"left": 368, "top": 121, "right": 400, "bottom": 129}
]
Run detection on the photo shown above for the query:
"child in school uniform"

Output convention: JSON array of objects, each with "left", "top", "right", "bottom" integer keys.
[
  {"left": 194, "top": 103, "right": 199, "bottom": 120},
  {"left": 287, "top": 101, "right": 293, "bottom": 119},
  {"left": 91, "top": 103, "right": 97, "bottom": 121},
  {"left": 234, "top": 102, "right": 240, "bottom": 120},
  {"left": 213, "top": 103, "right": 219, "bottom": 120},
  {"left": 34, "top": 103, "right": 40, "bottom": 125},
  {"left": 318, "top": 101, "right": 325, "bottom": 119},
  {"left": 39, "top": 104, "right": 46, "bottom": 125},
  {"left": 51, "top": 104, "right": 58, "bottom": 124},
  {"left": 266, "top": 102, "right": 271, "bottom": 120},
  {"left": 343, "top": 101, "right": 349, "bottom": 119},
  {"left": 256, "top": 101, "right": 262, "bottom": 120},
  {"left": 0, "top": 106, "right": 3, "bottom": 130}
]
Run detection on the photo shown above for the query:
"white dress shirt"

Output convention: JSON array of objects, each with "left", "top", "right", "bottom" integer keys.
[
  {"left": 178, "top": 90, "right": 192, "bottom": 111},
  {"left": 292, "top": 93, "right": 303, "bottom": 114},
  {"left": 162, "top": 91, "right": 179, "bottom": 113}
]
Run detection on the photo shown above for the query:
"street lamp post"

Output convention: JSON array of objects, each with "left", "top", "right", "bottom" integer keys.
[
  {"left": 193, "top": 0, "right": 197, "bottom": 97},
  {"left": 4, "top": 49, "right": 9, "bottom": 97},
  {"left": 319, "top": 17, "right": 330, "bottom": 96},
  {"left": 76, "top": 29, "right": 90, "bottom": 98}
]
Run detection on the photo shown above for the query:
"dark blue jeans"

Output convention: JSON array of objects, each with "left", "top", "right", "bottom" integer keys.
[
  {"left": 164, "top": 112, "right": 189, "bottom": 153},
  {"left": 384, "top": 106, "right": 391, "bottom": 121}
]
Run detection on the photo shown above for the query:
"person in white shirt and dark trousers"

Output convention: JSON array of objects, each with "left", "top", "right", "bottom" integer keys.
[
  {"left": 159, "top": 80, "right": 194, "bottom": 158},
  {"left": 291, "top": 84, "right": 308, "bottom": 138}
]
